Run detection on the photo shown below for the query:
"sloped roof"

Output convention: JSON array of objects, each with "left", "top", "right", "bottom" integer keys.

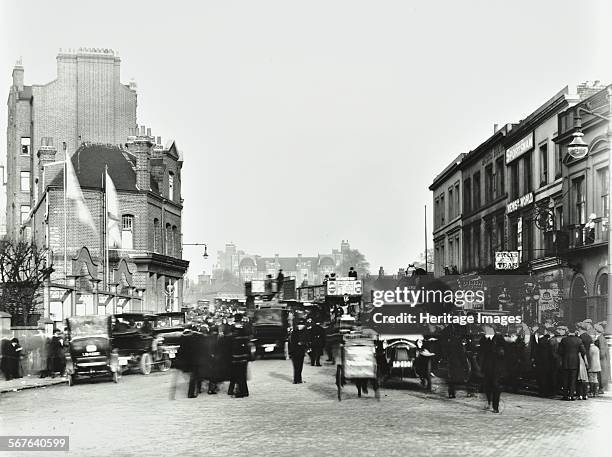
[{"left": 50, "top": 144, "right": 138, "bottom": 191}]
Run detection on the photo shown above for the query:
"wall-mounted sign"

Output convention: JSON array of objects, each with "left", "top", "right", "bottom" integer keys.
[
  {"left": 495, "top": 251, "right": 520, "bottom": 270},
  {"left": 506, "top": 133, "right": 534, "bottom": 164},
  {"left": 517, "top": 217, "right": 523, "bottom": 257},
  {"left": 539, "top": 289, "right": 559, "bottom": 311},
  {"left": 507, "top": 192, "right": 534, "bottom": 213},
  {"left": 456, "top": 275, "right": 485, "bottom": 310}
]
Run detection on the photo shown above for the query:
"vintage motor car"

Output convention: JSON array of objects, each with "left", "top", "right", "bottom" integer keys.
[
  {"left": 252, "top": 307, "right": 290, "bottom": 359},
  {"left": 384, "top": 338, "right": 418, "bottom": 380},
  {"left": 112, "top": 313, "right": 173, "bottom": 375},
  {"left": 65, "top": 315, "right": 120, "bottom": 385},
  {"left": 152, "top": 312, "right": 187, "bottom": 363}
]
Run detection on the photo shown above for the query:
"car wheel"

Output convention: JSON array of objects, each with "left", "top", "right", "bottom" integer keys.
[
  {"left": 140, "top": 352, "right": 153, "bottom": 375},
  {"left": 159, "top": 354, "right": 171, "bottom": 372}
]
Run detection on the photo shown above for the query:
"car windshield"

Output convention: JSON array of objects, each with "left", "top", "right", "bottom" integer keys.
[
  {"left": 68, "top": 316, "right": 109, "bottom": 337},
  {"left": 114, "top": 316, "right": 148, "bottom": 332},
  {"left": 253, "top": 309, "right": 283, "bottom": 325},
  {"left": 156, "top": 316, "right": 184, "bottom": 328}
]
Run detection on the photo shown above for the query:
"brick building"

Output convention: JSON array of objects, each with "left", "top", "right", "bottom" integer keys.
[
  {"left": 430, "top": 82, "right": 610, "bottom": 328},
  {"left": 5, "top": 49, "right": 137, "bottom": 240},
  {"left": 26, "top": 129, "right": 189, "bottom": 324}
]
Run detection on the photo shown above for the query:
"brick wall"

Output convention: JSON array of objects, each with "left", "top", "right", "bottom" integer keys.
[{"left": 6, "top": 50, "right": 137, "bottom": 238}]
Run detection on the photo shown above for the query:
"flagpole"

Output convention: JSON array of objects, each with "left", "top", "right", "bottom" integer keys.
[
  {"left": 104, "top": 166, "right": 109, "bottom": 290},
  {"left": 63, "top": 142, "right": 68, "bottom": 281}
]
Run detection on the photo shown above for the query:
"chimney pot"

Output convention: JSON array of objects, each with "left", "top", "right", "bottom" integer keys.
[
  {"left": 140, "top": 125, "right": 146, "bottom": 136},
  {"left": 147, "top": 128, "right": 151, "bottom": 137},
  {"left": 494, "top": 123, "right": 499, "bottom": 133}
]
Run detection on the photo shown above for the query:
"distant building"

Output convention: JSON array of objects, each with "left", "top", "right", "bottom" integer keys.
[{"left": 214, "top": 240, "right": 359, "bottom": 284}]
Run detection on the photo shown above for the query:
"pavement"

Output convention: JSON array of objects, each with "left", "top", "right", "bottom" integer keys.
[
  {"left": 0, "top": 360, "right": 610, "bottom": 457},
  {"left": 0, "top": 374, "right": 67, "bottom": 393}
]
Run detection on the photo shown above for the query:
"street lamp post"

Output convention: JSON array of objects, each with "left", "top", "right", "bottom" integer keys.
[{"left": 182, "top": 243, "right": 208, "bottom": 259}]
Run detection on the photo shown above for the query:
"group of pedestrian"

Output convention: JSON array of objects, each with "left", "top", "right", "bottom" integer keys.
[
  {"left": 531, "top": 321, "right": 609, "bottom": 400},
  {"left": 288, "top": 317, "right": 326, "bottom": 384},
  {"left": 439, "top": 320, "right": 610, "bottom": 413},
  {"left": 176, "top": 313, "right": 251, "bottom": 399},
  {"left": 1, "top": 328, "right": 67, "bottom": 381}
]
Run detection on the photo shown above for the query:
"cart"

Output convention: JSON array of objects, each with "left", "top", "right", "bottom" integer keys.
[{"left": 335, "top": 334, "right": 380, "bottom": 401}]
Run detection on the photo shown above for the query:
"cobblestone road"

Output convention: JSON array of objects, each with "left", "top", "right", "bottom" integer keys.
[{"left": 0, "top": 359, "right": 609, "bottom": 457}]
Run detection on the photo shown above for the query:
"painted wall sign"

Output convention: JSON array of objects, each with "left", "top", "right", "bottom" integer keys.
[{"left": 506, "top": 133, "right": 534, "bottom": 164}]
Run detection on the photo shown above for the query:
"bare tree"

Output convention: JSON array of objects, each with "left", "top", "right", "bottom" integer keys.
[{"left": 0, "top": 240, "right": 54, "bottom": 325}]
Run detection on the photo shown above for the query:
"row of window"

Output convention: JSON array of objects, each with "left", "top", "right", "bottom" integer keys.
[
  {"left": 464, "top": 156, "right": 506, "bottom": 214},
  {"left": 438, "top": 166, "right": 610, "bottom": 272},
  {"left": 152, "top": 219, "right": 181, "bottom": 257},
  {"left": 19, "top": 209, "right": 182, "bottom": 257},
  {"left": 436, "top": 142, "right": 567, "bottom": 226}
]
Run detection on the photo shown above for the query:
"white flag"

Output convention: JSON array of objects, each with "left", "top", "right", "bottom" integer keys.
[
  {"left": 65, "top": 155, "right": 97, "bottom": 232},
  {"left": 105, "top": 169, "right": 122, "bottom": 249}
]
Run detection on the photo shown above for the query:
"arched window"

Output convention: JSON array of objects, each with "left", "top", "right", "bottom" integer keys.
[
  {"left": 165, "top": 223, "right": 171, "bottom": 256},
  {"left": 168, "top": 172, "right": 174, "bottom": 201},
  {"left": 153, "top": 218, "right": 160, "bottom": 253},
  {"left": 172, "top": 225, "right": 178, "bottom": 258},
  {"left": 121, "top": 215, "right": 134, "bottom": 250}
]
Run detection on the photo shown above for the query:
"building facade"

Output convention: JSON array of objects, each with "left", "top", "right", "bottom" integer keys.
[
  {"left": 27, "top": 130, "right": 188, "bottom": 323},
  {"left": 5, "top": 49, "right": 137, "bottom": 240},
  {"left": 430, "top": 82, "right": 610, "bottom": 328},
  {"left": 430, "top": 154, "right": 465, "bottom": 277}
]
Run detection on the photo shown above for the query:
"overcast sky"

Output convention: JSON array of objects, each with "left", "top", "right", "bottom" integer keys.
[{"left": 1, "top": 0, "right": 611, "bottom": 279}]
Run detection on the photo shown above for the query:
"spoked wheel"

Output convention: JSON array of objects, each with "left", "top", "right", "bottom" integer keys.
[
  {"left": 159, "top": 354, "right": 171, "bottom": 372},
  {"left": 140, "top": 352, "right": 153, "bottom": 375},
  {"left": 336, "top": 365, "right": 342, "bottom": 401}
]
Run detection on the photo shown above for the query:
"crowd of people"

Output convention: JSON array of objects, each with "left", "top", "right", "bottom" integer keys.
[
  {"left": 438, "top": 319, "right": 611, "bottom": 412},
  {"left": 174, "top": 307, "right": 252, "bottom": 399},
  {"left": 0, "top": 328, "right": 67, "bottom": 380}
]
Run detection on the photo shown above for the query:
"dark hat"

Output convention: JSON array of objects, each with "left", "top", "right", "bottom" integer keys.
[{"left": 234, "top": 313, "right": 243, "bottom": 321}]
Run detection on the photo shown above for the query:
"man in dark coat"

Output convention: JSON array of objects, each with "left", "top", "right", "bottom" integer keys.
[
  {"left": 442, "top": 330, "right": 469, "bottom": 398},
  {"left": 289, "top": 320, "right": 308, "bottom": 384},
  {"left": 176, "top": 325, "right": 206, "bottom": 398},
  {"left": 2, "top": 338, "right": 23, "bottom": 380},
  {"left": 480, "top": 333, "right": 505, "bottom": 413},
  {"left": 228, "top": 314, "right": 250, "bottom": 398},
  {"left": 276, "top": 270, "right": 285, "bottom": 298},
  {"left": 532, "top": 332, "right": 553, "bottom": 396},
  {"left": 48, "top": 330, "right": 66, "bottom": 377},
  {"left": 306, "top": 318, "right": 326, "bottom": 367},
  {"left": 558, "top": 330, "right": 586, "bottom": 401},
  {"left": 504, "top": 331, "right": 525, "bottom": 393},
  {"left": 348, "top": 267, "right": 357, "bottom": 279}
]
